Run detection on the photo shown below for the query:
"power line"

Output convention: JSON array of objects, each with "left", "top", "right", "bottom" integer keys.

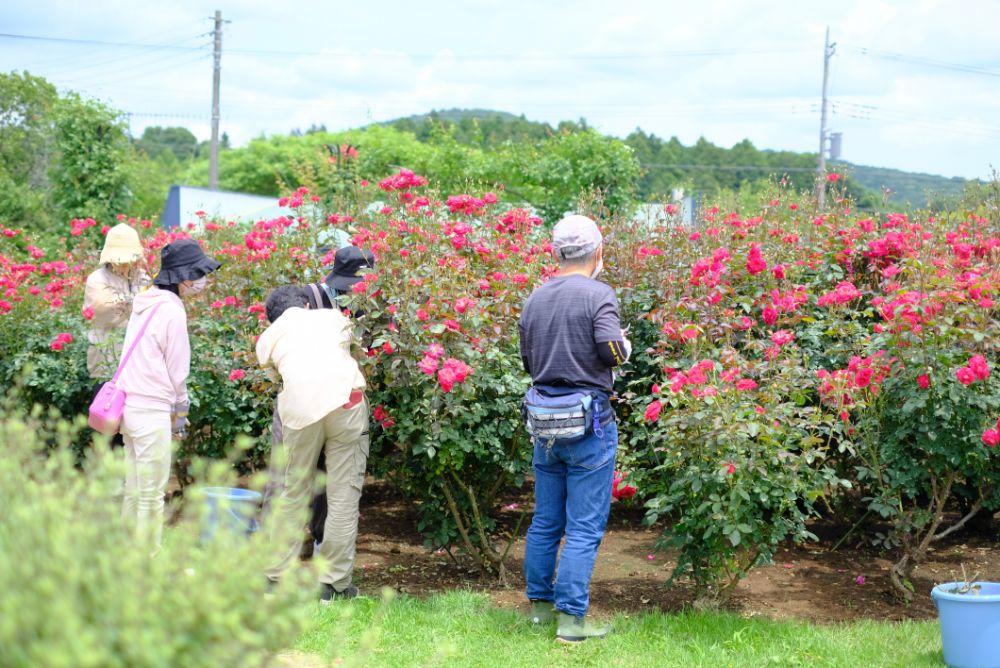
[
  {"left": 849, "top": 46, "right": 1000, "bottom": 78},
  {"left": 0, "top": 32, "right": 810, "bottom": 61},
  {"left": 87, "top": 53, "right": 212, "bottom": 89},
  {"left": 128, "top": 112, "right": 211, "bottom": 121},
  {"left": 0, "top": 32, "right": 205, "bottom": 52},
  {"left": 47, "top": 45, "right": 210, "bottom": 85},
  {"left": 642, "top": 163, "right": 816, "bottom": 172},
  {"left": 225, "top": 45, "right": 811, "bottom": 61},
  {"left": 5, "top": 21, "right": 204, "bottom": 71},
  {"left": 832, "top": 101, "right": 1000, "bottom": 139}
]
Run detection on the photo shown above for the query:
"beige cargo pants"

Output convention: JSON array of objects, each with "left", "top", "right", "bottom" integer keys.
[{"left": 265, "top": 399, "right": 369, "bottom": 590}]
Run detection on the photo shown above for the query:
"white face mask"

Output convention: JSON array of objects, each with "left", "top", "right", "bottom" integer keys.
[
  {"left": 179, "top": 276, "right": 207, "bottom": 297},
  {"left": 590, "top": 257, "right": 604, "bottom": 279}
]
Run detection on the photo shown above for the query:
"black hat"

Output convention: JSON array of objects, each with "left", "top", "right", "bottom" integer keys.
[
  {"left": 153, "top": 239, "right": 221, "bottom": 286},
  {"left": 324, "top": 246, "right": 375, "bottom": 292}
]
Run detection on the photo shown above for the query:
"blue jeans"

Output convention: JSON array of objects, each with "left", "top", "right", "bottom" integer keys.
[{"left": 524, "top": 419, "right": 617, "bottom": 618}]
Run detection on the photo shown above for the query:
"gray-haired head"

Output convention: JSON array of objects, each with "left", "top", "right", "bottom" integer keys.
[
  {"left": 552, "top": 214, "right": 603, "bottom": 263},
  {"left": 265, "top": 285, "right": 309, "bottom": 323}
]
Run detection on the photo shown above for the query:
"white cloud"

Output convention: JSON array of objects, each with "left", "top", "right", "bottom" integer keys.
[{"left": 1, "top": 0, "right": 997, "bottom": 179}]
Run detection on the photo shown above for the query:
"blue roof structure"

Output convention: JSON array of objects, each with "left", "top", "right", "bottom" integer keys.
[{"left": 160, "top": 185, "right": 285, "bottom": 229}]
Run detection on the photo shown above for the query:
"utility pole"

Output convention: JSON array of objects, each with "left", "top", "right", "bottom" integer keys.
[
  {"left": 209, "top": 10, "right": 223, "bottom": 190},
  {"left": 816, "top": 26, "right": 835, "bottom": 209}
]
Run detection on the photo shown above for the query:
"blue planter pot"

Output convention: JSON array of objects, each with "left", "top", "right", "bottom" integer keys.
[
  {"left": 932, "top": 582, "right": 1000, "bottom": 668},
  {"left": 200, "top": 487, "right": 261, "bottom": 543}
]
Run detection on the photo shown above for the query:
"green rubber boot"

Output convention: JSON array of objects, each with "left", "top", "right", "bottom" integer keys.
[
  {"left": 527, "top": 600, "right": 555, "bottom": 625},
  {"left": 556, "top": 612, "right": 612, "bottom": 643}
]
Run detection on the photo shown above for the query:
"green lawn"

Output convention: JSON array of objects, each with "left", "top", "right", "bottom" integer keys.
[{"left": 293, "top": 590, "right": 945, "bottom": 667}]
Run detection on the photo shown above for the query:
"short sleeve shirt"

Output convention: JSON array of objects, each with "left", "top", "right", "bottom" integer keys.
[{"left": 518, "top": 274, "right": 622, "bottom": 392}]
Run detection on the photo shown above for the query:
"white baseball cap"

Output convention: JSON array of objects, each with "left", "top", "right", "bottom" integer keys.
[{"left": 552, "top": 214, "right": 602, "bottom": 260}]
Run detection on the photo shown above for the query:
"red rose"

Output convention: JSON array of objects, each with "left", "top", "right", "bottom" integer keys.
[
  {"left": 612, "top": 471, "right": 637, "bottom": 499},
  {"left": 854, "top": 368, "right": 873, "bottom": 388}
]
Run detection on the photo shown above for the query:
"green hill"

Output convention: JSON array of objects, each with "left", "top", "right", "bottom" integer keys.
[
  {"left": 834, "top": 161, "right": 970, "bottom": 207},
  {"left": 379, "top": 108, "right": 974, "bottom": 208},
  {"left": 382, "top": 108, "right": 585, "bottom": 146}
]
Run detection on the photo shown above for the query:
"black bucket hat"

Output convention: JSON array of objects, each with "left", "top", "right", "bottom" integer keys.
[
  {"left": 324, "top": 246, "right": 375, "bottom": 292},
  {"left": 153, "top": 239, "right": 221, "bottom": 287}
]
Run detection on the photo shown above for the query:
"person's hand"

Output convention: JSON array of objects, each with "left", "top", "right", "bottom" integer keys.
[
  {"left": 172, "top": 416, "right": 187, "bottom": 440},
  {"left": 171, "top": 401, "right": 189, "bottom": 439},
  {"left": 620, "top": 327, "right": 633, "bottom": 360}
]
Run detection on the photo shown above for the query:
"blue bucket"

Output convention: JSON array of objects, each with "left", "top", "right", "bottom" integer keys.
[
  {"left": 200, "top": 487, "right": 262, "bottom": 542},
  {"left": 932, "top": 582, "right": 1000, "bottom": 668}
]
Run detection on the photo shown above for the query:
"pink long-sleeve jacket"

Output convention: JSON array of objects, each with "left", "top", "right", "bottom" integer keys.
[{"left": 116, "top": 286, "right": 190, "bottom": 411}]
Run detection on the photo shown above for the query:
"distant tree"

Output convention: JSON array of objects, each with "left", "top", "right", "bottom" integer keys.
[
  {"left": 135, "top": 126, "right": 198, "bottom": 161},
  {"left": 128, "top": 149, "right": 185, "bottom": 218},
  {"left": 50, "top": 93, "right": 134, "bottom": 224},
  {"left": 0, "top": 71, "right": 58, "bottom": 232},
  {"left": 511, "top": 129, "right": 641, "bottom": 221}
]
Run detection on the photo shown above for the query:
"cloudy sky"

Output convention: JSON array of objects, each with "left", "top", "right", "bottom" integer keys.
[{"left": 2, "top": 0, "right": 999, "bottom": 180}]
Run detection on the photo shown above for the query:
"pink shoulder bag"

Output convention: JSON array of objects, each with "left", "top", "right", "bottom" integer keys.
[{"left": 88, "top": 303, "right": 162, "bottom": 435}]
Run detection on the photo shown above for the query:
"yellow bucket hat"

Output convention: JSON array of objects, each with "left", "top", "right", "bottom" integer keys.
[{"left": 99, "top": 223, "right": 144, "bottom": 265}]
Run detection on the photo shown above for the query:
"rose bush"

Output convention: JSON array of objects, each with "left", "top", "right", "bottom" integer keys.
[
  {"left": 832, "top": 213, "right": 1000, "bottom": 600},
  {"left": 609, "top": 197, "right": 852, "bottom": 603},
  {"left": 2, "top": 159, "right": 999, "bottom": 601}
]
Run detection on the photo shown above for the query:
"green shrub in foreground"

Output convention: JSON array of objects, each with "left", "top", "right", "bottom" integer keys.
[{"left": 0, "top": 411, "right": 313, "bottom": 667}]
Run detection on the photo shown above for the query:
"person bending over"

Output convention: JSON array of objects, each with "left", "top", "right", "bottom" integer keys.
[{"left": 258, "top": 285, "right": 369, "bottom": 602}]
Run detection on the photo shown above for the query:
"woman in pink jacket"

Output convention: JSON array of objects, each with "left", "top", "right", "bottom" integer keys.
[{"left": 116, "top": 239, "right": 220, "bottom": 548}]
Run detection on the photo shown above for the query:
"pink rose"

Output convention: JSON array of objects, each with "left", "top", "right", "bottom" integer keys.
[
  {"left": 746, "top": 243, "right": 767, "bottom": 275},
  {"left": 418, "top": 356, "right": 438, "bottom": 375},
  {"left": 770, "top": 330, "right": 795, "bottom": 346},
  {"left": 969, "top": 355, "right": 990, "bottom": 381},
  {"left": 437, "top": 367, "right": 457, "bottom": 393}
]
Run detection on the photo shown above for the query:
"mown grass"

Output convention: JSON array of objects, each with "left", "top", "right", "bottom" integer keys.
[{"left": 293, "top": 590, "right": 944, "bottom": 667}]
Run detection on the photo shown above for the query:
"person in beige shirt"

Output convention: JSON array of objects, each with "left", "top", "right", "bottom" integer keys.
[
  {"left": 84, "top": 224, "right": 148, "bottom": 446},
  {"left": 257, "top": 285, "right": 369, "bottom": 602},
  {"left": 84, "top": 224, "right": 149, "bottom": 380}
]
